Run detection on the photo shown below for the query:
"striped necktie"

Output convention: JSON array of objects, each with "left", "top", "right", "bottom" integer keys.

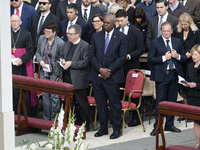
[{"left": 83, "top": 9, "right": 88, "bottom": 22}]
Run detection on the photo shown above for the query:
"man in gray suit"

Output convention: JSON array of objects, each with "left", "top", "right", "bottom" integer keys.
[
  {"left": 61, "top": 24, "right": 90, "bottom": 129},
  {"left": 36, "top": 22, "right": 65, "bottom": 121},
  {"left": 146, "top": 0, "right": 178, "bottom": 50}
]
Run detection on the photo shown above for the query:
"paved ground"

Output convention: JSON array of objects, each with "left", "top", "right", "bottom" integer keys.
[{"left": 15, "top": 111, "right": 196, "bottom": 150}]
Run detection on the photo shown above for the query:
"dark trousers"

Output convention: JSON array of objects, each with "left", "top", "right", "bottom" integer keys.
[
  {"left": 71, "top": 89, "right": 89, "bottom": 123},
  {"left": 153, "top": 70, "right": 178, "bottom": 129},
  {"left": 92, "top": 81, "right": 122, "bottom": 132}
]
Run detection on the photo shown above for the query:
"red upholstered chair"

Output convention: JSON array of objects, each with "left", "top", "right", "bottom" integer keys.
[
  {"left": 121, "top": 69, "right": 146, "bottom": 134},
  {"left": 87, "top": 84, "right": 97, "bottom": 130}
]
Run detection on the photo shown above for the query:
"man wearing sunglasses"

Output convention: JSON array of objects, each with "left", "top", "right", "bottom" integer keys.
[
  {"left": 10, "top": 0, "right": 37, "bottom": 32},
  {"left": 31, "top": 0, "right": 60, "bottom": 52}
]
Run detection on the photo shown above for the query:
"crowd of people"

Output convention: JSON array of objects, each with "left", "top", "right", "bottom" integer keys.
[{"left": 10, "top": 0, "right": 200, "bottom": 145}]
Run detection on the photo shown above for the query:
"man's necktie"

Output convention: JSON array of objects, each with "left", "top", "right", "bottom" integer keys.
[
  {"left": 83, "top": 9, "right": 88, "bottom": 22},
  {"left": 166, "top": 40, "right": 173, "bottom": 70},
  {"left": 122, "top": 27, "right": 125, "bottom": 33},
  {"left": 37, "top": 15, "right": 45, "bottom": 34},
  {"left": 104, "top": 33, "right": 109, "bottom": 55},
  {"left": 70, "top": 21, "right": 73, "bottom": 26},
  {"left": 157, "top": 16, "right": 163, "bottom": 37},
  {"left": 16, "top": 9, "right": 19, "bottom": 16}
]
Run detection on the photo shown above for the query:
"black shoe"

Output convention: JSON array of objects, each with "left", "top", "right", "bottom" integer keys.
[
  {"left": 128, "top": 120, "right": 140, "bottom": 127},
  {"left": 94, "top": 129, "right": 108, "bottom": 137},
  {"left": 186, "top": 118, "right": 193, "bottom": 123},
  {"left": 164, "top": 126, "right": 181, "bottom": 132},
  {"left": 110, "top": 131, "right": 121, "bottom": 139},
  {"left": 150, "top": 128, "right": 161, "bottom": 136}
]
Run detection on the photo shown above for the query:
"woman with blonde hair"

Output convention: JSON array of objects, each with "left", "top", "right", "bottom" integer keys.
[{"left": 183, "top": 44, "right": 200, "bottom": 149}]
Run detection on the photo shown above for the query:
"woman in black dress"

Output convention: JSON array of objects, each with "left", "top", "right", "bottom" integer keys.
[{"left": 183, "top": 44, "right": 200, "bottom": 149}]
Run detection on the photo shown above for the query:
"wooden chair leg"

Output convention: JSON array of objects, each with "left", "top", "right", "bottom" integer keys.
[
  {"left": 121, "top": 110, "right": 126, "bottom": 134},
  {"left": 93, "top": 105, "right": 97, "bottom": 130},
  {"left": 136, "top": 109, "right": 146, "bottom": 132}
]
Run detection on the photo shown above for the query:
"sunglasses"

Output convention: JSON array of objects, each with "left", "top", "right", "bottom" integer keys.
[
  {"left": 39, "top": 2, "right": 50, "bottom": 5},
  {"left": 11, "top": 0, "right": 18, "bottom": 2}
]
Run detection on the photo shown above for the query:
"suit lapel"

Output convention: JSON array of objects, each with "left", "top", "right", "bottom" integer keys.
[
  {"left": 72, "top": 40, "right": 82, "bottom": 61},
  {"left": 51, "top": 36, "right": 58, "bottom": 59},
  {"left": 158, "top": 37, "right": 167, "bottom": 52},
  {"left": 105, "top": 29, "right": 117, "bottom": 55},
  {"left": 21, "top": 4, "right": 26, "bottom": 22},
  {"left": 41, "top": 37, "right": 46, "bottom": 55},
  {"left": 64, "top": 42, "right": 71, "bottom": 59},
  {"left": 127, "top": 25, "right": 133, "bottom": 40},
  {"left": 155, "top": 16, "right": 159, "bottom": 37}
]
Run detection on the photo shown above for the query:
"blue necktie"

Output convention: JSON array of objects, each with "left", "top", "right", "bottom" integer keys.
[
  {"left": 122, "top": 27, "right": 124, "bottom": 33},
  {"left": 104, "top": 33, "right": 109, "bottom": 55},
  {"left": 157, "top": 16, "right": 163, "bottom": 37},
  {"left": 70, "top": 21, "right": 73, "bottom": 26},
  {"left": 166, "top": 40, "right": 173, "bottom": 70}
]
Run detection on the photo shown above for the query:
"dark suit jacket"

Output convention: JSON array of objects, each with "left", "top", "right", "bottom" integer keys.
[
  {"left": 31, "top": 12, "right": 61, "bottom": 48},
  {"left": 148, "top": 36, "right": 187, "bottom": 82},
  {"left": 146, "top": 14, "right": 179, "bottom": 49},
  {"left": 61, "top": 39, "right": 90, "bottom": 89},
  {"left": 186, "top": 62, "right": 200, "bottom": 97},
  {"left": 60, "top": 17, "right": 90, "bottom": 42},
  {"left": 30, "top": 0, "right": 60, "bottom": 15},
  {"left": 11, "top": 3, "right": 37, "bottom": 32},
  {"left": 56, "top": 0, "right": 82, "bottom": 21},
  {"left": 168, "top": 3, "right": 190, "bottom": 19},
  {"left": 118, "top": 25, "right": 144, "bottom": 72},
  {"left": 90, "top": 29, "right": 127, "bottom": 84},
  {"left": 185, "top": 0, "right": 200, "bottom": 23},
  {"left": 78, "top": 5, "right": 102, "bottom": 28}
]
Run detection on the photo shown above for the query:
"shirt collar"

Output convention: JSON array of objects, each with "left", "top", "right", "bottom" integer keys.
[
  {"left": 162, "top": 36, "right": 171, "bottom": 42},
  {"left": 71, "top": 16, "right": 78, "bottom": 24},
  {"left": 68, "top": 0, "right": 76, "bottom": 4},
  {"left": 169, "top": 1, "right": 179, "bottom": 12},
  {"left": 158, "top": 11, "right": 168, "bottom": 20},
  {"left": 12, "top": 27, "right": 20, "bottom": 33},
  {"left": 41, "top": 10, "right": 50, "bottom": 17},
  {"left": 73, "top": 37, "right": 80, "bottom": 45}
]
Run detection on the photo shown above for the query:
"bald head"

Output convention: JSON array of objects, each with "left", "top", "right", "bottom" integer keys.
[{"left": 11, "top": 14, "right": 22, "bottom": 30}]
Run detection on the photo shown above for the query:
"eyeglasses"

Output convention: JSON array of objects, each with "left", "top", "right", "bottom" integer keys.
[
  {"left": 67, "top": 33, "right": 77, "bottom": 36},
  {"left": 117, "top": 0, "right": 125, "bottom": 3},
  {"left": 11, "top": 0, "right": 18, "bottom": 2},
  {"left": 44, "top": 30, "right": 52, "bottom": 34},
  {"left": 92, "top": 20, "right": 101, "bottom": 24},
  {"left": 39, "top": 2, "right": 50, "bottom": 5}
]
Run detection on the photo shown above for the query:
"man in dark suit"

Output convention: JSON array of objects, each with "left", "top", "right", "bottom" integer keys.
[
  {"left": 31, "top": 0, "right": 60, "bottom": 50},
  {"left": 60, "top": 3, "right": 90, "bottom": 42},
  {"left": 148, "top": 22, "right": 187, "bottom": 136},
  {"left": 78, "top": 0, "right": 102, "bottom": 28},
  {"left": 30, "top": 0, "right": 60, "bottom": 14},
  {"left": 146, "top": 0, "right": 178, "bottom": 50},
  {"left": 61, "top": 24, "right": 90, "bottom": 130},
  {"left": 56, "top": 0, "right": 82, "bottom": 21},
  {"left": 115, "top": 9, "right": 144, "bottom": 127},
  {"left": 11, "top": 0, "right": 37, "bottom": 32},
  {"left": 90, "top": 14, "right": 127, "bottom": 139}
]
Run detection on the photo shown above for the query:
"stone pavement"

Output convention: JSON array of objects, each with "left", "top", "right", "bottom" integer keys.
[{"left": 15, "top": 114, "right": 196, "bottom": 150}]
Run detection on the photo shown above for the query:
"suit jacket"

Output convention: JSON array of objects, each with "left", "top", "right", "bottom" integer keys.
[
  {"left": 60, "top": 17, "right": 90, "bottom": 42},
  {"left": 90, "top": 29, "right": 127, "bottom": 84},
  {"left": 148, "top": 36, "right": 187, "bottom": 83},
  {"left": 168, "top": 3, "right": 190, "bottom": 19},
  {"left": 31, "top": 12, "right": 61, "bottom": 48},
  {"left": 186, "top": 62, "right": 200, "bottom": 97},
  {"left": 78, "top": 5, "right": 102, "bottom": 28},
  {"left": 30, "top": 0, "right": 60, "bottom": 15},
  {"left": 11, "top": 3, "right": 37, "bottom": 32},
  {"left": 61, "top": 39, "right": 90, "bottom": 89},
  {"left": 185, "top": 0, "right": 200, "bottom": 23},
  {"left": 56, "top": 0, "right": 82, "bottom": 21},
  {"left": 36, "top": 35, "right": 65, "bottom": 78},
  {"left": 146, "top": 14, "right": 179, "bottom": 49}
]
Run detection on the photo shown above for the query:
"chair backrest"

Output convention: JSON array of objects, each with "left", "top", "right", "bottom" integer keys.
[{"left": 125, "top": 69, "right": 145, "bottom": 98}]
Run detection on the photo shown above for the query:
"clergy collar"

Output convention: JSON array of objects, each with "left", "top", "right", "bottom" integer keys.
[
  {"left": 12, "top": 27, "right": 20, "bottom": 33},
  {"left": 72, "top": 37, "right": 81, "bottom": 45}
]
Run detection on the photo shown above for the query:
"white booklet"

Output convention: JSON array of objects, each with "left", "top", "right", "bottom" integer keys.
[
  {"left": 178, "top": 75, "right": 188, "bottom": 85},
  {"left": 11, "top": 58, "right": 18, "bottom": 65},
  {"left": 43, "top": 64, "right": 51, "bottom": 72},
  {"left": 57, "top": 58, "right": 65, "bottom": 68}
]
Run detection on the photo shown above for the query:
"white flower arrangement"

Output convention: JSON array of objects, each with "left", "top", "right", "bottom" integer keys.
[{"left": 20, "top": 106, "right": 87, "bottom": 150}]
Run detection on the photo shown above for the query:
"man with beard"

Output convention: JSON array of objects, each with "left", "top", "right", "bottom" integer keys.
[
  {"left": 11, "top": 0, "right": 37, "bottom": 32},
  {"left": 11, "top": 14, "right": 35, "bottom": 116},
  {"left": 31, "top": 0, "right": 60, "bottom": 51},
  {"left": 78, "top": 0, "right": 102, "bottom": 28}
]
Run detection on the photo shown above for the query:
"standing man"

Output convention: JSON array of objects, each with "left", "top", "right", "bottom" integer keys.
[
  {"left": 61, "top": 25, "right": 90, "bottom": 130},
  {"left": 148, "top": 22, "right": 187, "bottom": 136},
  {"left": 11, "top": 14, "right": 35, "bottom": 116},
  {"left": 168, "top": 0, "right": 190, "bottom": 19},
  {"left": 60, "top": 3, "right": 90, "bottom": 42},
  {"left": 36, "top": 22, "right": 65, "bottom": 121},
  {"left": 11, "top": 0, "right": 37, "bottom": 32},
  {"left": 115, "top": 9, "right": 144, "bottom": 127},
  {"left": 90, "top": 14, "right": 127, "bottom": 139},
  {"left": 146, "top": 0, "right": 178, "bottom": 50},
  {"left": 31, "top": 0, "right": 61, "bottom": 50},
  {"left": 78, "top": 0, "right": 102, "bottom": 28}
]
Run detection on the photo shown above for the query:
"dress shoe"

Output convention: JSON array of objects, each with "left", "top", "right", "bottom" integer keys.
[
  {"left": 94, "top": 129, "right": 108, "bottom": 137},
  {"left": 150, "top": 128, "right": 161, "bottom": 136},
  {"left": 164, "top": 126, "right": 181, "bottom": 132},
  {"left": 128, "top": 120, "right": 140, "bottom": 127},
  {"left": 110, "top": 131, "right": 121, "bottom": 139}
]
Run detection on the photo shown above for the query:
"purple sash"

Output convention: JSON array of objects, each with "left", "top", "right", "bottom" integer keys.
[{"left": 12, "top": 48, "right": 37, "bottom": 107}]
